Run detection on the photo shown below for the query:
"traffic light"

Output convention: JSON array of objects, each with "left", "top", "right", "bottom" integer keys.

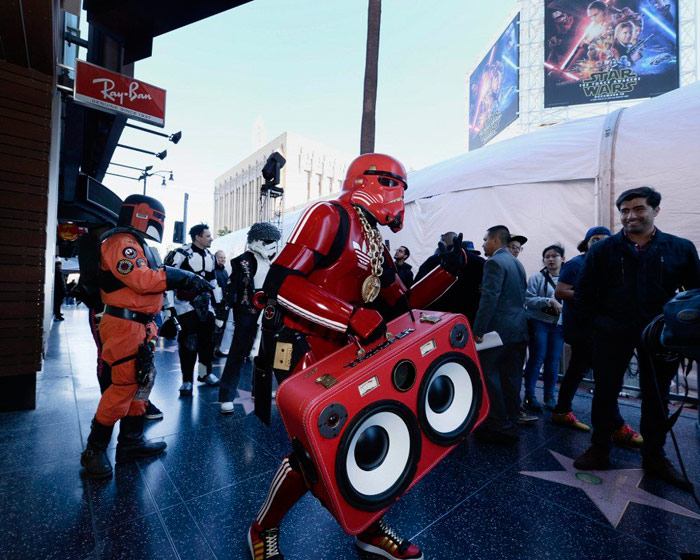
[{"left": 173, "top": 221, "right": 184, "bottom": 244}]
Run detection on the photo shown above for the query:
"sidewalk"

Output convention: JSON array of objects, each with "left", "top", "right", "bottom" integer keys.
[{"left": 0, "top": 305, "right": 698, "bottom": 559}]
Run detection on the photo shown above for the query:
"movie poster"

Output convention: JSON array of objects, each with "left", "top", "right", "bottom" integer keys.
[
  {"left": 544, "top": 0, "right": 679, "bottom": 108},
  {"left": 468, "top": 14, "right": 520, "bottom": 151}
]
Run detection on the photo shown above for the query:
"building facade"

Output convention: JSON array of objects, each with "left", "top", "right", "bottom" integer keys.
[{"left": 213, "top": 132, "right": 353, "bottom": 234}]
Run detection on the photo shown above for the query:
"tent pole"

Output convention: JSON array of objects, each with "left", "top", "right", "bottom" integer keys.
[{"left": 596, "top": 108, "right": 626, "bottom": 229}]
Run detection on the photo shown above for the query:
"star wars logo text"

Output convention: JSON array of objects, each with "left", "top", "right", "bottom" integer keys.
[
  {"left": 344, "top": 329, "right": 415, "bottom": 368},
  {"left": 580, "top": 68, "right": 639, "bottom": 101},
  {"left": 478, "top": 108, "right": 502, "bottom": 145}
]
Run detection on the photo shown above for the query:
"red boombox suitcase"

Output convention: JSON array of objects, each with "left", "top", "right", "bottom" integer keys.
[{"left": 276, "top": 310, "right": 489, "bottom": 534}]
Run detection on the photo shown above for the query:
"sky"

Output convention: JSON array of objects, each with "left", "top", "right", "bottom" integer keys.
[{"left": 92, "top": 0, "right": 517, "bottom": 249}]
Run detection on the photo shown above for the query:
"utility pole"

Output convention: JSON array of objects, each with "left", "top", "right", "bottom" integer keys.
[{"left": 183, "top": 193, "right": 189, "bottom": 237}]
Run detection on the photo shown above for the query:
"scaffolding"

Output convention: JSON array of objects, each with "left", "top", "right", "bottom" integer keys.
[{"left": 258, "top": 182, "right": 284, "bottom": 238}]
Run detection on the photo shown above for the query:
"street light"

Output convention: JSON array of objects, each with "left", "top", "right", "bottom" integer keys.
[
  {"left": 138, "top": 167, "right": 174, "bottom": 196},
  {"left": 106, "top": 162, "right": 173, "bottom": 195}
]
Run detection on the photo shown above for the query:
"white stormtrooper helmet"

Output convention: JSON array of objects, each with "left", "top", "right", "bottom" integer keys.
[{"left": 246, "top": 222, "right": 282, "bottom": 260}]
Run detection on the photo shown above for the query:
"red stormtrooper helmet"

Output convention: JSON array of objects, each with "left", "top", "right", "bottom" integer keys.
[
  {"left": 340, "top": 153, "right": 407, "bottom": 232},
  {"left": 117, "top": 194, "right": 166, "bottom": 243}
]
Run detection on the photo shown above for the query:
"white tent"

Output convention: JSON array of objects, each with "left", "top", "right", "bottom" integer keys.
[
  {"left": 215, "top": 82, "right": 700, "bottom": 276},
  {"left": 211, "top": 209, "right": 305, "bottom": 269},
  {"left": 386, "top": 81, "right": 700, "bottom": 275}
]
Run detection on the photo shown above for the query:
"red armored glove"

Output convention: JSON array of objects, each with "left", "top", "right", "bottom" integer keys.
[{"left": 349, "top": 307, "right": 386, "bottom": 342}]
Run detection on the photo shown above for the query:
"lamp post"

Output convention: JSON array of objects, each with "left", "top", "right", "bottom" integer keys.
[
  {"left": 183, "top": 193, "right": 189, "bottom": 237},
  {"left": 106, "top": 163, "right": 173, "bottom": 195},
  {"left": 138, "top": 167, "right": 174, "bottom": 196}
]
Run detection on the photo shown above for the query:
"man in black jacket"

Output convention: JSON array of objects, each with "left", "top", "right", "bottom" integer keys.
[
  {"left": 54, "top": 261, "right": 67, "bottom": 320},
  {"left": 573, "top": 187, "right": 700, "bottom": 491},
  {"left": 212, "top": 250, "right": 230, "bottom": 358},
  {"left": 393, "top": 245, "right": 414, "bottom": 288},
  {"left": 416, "top": 234, "right": 484, "bottom": 325}
]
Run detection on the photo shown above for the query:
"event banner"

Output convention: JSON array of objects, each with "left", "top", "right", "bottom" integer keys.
[
  {"left": 468, "top": 14, "right": 520, "bottom": 150},
  {"left": 544, "top": 0, "right": 679, "bottom": 108}
]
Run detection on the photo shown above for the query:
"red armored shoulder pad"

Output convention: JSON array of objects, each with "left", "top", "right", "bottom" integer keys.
[{"left": 285, "top": 202, "right": 341, "bottom": 256}]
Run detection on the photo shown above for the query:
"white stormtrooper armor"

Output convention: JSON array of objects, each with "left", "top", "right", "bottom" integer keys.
[{"left": 164, "top": 243, "right": 219, "bottom": 316}]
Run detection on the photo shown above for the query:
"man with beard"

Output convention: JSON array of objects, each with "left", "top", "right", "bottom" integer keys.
[{"left": 574, "top": 187, "right": 700, "bottom": 492}]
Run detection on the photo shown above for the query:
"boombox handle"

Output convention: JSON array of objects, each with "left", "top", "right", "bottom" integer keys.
[
  {"left": 348, "top": 301, "right": 417, "bottom": 358},
  {"left": 349, "top": 334, "right": 367, "bottom": 357}
]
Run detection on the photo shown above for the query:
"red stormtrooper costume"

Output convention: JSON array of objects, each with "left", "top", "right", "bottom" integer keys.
[{"left": 249, "top": 153, "right": 465, "bottom": 560}]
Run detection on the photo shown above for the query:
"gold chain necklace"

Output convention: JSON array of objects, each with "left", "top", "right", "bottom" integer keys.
[{"left": 353, "top": 205, "right": 384, "bottom": 303}]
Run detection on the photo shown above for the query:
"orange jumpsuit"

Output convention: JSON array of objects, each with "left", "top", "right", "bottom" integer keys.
[{"left": 95, "top": 232, "right": 167, "bottom": 426}]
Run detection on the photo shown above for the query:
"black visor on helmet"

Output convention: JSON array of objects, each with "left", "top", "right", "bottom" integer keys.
[{"left": 364, "top": 169, "right": 407, "bottom": 189}]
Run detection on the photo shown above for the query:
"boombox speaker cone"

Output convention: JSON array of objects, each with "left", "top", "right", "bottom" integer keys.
[
  {"left": 336, "top": 400, "right": 421, "bottom": 511},
  {"left": 418, "top": 353, "right": 482, "bottom": 445}
]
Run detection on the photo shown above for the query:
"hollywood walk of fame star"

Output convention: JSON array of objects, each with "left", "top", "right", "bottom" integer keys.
[
  {"left": 233, "top": 389, "right": 255, "bottom": 415},
  {"left": 520, "top": 450, "right": 700, "bottom": 527}
]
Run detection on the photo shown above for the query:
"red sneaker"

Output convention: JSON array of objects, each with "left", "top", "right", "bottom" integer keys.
[
  {"left": 248, "top": 523, "right": 284, "bottom": 560},
  {"left": 552, "top": 411, "right": 590, "bottom": 432},
  {"left": 612, "top": 424, "right": 643, "bottom": 448},
  {"left": 355, "top": 518, "right": 423, "bottom": 560}
]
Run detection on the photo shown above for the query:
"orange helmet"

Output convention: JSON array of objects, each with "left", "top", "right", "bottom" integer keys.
[
  {"left": 340, "top": 153, "right": 407, "bottom": 232},
  {"left": 117, "top": 194, "right": 166, "bottom": 243}
]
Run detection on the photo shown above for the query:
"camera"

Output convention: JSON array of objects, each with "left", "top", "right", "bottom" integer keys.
[
  {"left": 642, "top": 289, "right": 700, "bottom": 361},
  {"left": 641, "top": 289, "right": 700, "bottom": 437},
  {"left": 542, "top": 305, "right": 559, "bottom": 317}
]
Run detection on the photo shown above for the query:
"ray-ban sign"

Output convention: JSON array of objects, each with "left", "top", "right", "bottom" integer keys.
[{"left": 74, "top": 60, "right": 166, "bottom": 127}]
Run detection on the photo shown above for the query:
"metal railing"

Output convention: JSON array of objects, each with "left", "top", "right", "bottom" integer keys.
[{"left": 565, "top": 351, "right": 698, "bottom": 405}]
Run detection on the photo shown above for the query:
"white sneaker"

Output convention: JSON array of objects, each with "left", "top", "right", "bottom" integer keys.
[
  {"left": 220, "top": 402, "right": 234, "bottom": 414},
  {"left": 198, "top": 373, "right": 220, "bottom": 386},
  {"left": 179, "top": 382, "right": 193, "bottom": 396}
]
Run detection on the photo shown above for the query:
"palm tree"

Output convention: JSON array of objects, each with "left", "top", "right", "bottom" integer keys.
[{"left": 360, "top": 0, "right": 381, "bottom": 154}]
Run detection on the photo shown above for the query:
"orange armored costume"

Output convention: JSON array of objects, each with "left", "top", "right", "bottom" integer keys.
[{"left": 80, "top": 194, "right": 210, "bottom": 479}]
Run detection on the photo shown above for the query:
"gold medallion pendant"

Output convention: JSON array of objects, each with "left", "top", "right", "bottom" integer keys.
[
  {"left": 354, "top": 205, "right": 384, "bottom": 304},
  {"left": 361, "top": 274, "right": 381, "bottom": 303}
]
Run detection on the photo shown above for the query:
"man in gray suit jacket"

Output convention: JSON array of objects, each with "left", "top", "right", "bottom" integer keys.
[{"left": 472, "top": 225, "right": 530, "bottom": 443}]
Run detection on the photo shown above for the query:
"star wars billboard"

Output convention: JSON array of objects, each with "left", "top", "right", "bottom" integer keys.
[
  {"left": 544, "top": 0, "right": 679, "bottom": 108},
  {"left": 468, "top": 14, "right": 520, "bottom": 151}
]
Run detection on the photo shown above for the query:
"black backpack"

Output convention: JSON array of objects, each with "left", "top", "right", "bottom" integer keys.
[
  {"left": 76, "top": 231, "right": 104, "bottom": 311},
  {"left": 163, "top": 248, "right": 179, "bottom": 267}
]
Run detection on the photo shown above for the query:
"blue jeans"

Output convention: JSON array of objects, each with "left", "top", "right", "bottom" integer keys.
[{"left": 524, "top": 319, "right": 564, "bottom": 399}]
